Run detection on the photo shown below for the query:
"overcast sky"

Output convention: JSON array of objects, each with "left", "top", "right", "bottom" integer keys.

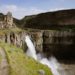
[{"left": 0, "top": 0, "right": 75, "bottom": 19}]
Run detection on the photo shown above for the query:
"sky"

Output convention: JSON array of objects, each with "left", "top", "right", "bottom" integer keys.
[{"left": 0, "top": 0, "right": 75, "bottom": 19}]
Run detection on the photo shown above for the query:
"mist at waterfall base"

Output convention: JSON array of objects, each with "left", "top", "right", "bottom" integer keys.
[{"left": 25, "top": 35, "right": 67, "bottom": 75}]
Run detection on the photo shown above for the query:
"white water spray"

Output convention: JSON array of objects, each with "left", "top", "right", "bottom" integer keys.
[
  {"left": 40, "top": 57, "right": 60, "bottom": 75},
  {"left": 25, "top": 35, "right": 37, "bottom": 60},
  {"left": 40, "top": 57, "right": 67, "bottom": 75},
  {"left": 25, "top": 35, "right": 67, "bottom": 75}
]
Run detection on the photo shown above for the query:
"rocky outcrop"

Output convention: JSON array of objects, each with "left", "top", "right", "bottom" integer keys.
[
  {"left": 0, "top": 32, "right": 25, "bottom": 47},
  {"left": 28, "top": 31, "right": 43, "bottom": 52},
  {"left": 0, "top": 12, "right": 15, "bottom": 29}
]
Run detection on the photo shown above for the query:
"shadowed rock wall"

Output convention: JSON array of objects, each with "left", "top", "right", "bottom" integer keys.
[{"left": 43, "top": 30, "right": 75, "bottom": 61}]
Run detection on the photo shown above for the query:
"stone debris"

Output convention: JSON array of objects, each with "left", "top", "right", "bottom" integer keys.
[{"left": 38, "top": 69, "right": 45, "bottom": 75}]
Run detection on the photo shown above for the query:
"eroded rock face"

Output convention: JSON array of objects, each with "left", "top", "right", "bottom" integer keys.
[
  {"left": 0, "top": 29, "right": 75, "bottom": 61},
  {"left": 0, "top": 32, "right": 25, "bottom": 48},
  {"left": 28, "top": 31, "right": 43, "bottom": 53},
  {"left": 5, "top": 32, "right": 22, "bottom": 47},
  {"left": 43, "top": 30, "right": 75, "bottom": 60}
]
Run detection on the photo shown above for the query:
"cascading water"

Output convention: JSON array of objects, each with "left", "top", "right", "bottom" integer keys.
[
  {"left": 40, "top": 57, "right": 67, "bottom": 75},
  {"left": 40, "top": 57, "right": 60, "bottom": 75},
  {"left": 25, "top": 35, "right": 37, "bottom": 60},
  {"left": 25, "top": 35, "right": 67, "bottom": 75}
]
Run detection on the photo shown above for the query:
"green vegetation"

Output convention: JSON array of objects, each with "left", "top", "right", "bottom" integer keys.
[
  {"left": 0, "top": 42, "right": 52, "bottom": 75},
  {"left": 23, "top": 9, "right": 75, "bottom": 30},
  {"left": 0, "top": 27, "right": 23, "bottom": 35},
  {"left": 14, "top": 15, "right": 36, "bottom": 28},
  {"left": 1, "top": 9, "right": 75, "bottom": 30},
  {"left": 14, "top": 9, "right": 75, "bottom": 30}
]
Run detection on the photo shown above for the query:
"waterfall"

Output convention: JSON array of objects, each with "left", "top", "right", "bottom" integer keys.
[
  {"left": 40, "top": 57, "right": 67, "bottom": 75},
  {"left": 25, "top": 35, "right": 67, "bottom": 75},
  {"left": 25, "top": 35, "right": 37, "bottom": 60},
  {"left": 40, "top": 57, "right": 60, "bottom": 75}
]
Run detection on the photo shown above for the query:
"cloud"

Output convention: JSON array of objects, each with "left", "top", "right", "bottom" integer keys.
[
  {"left": 0, "top": 5, "right": 17, "bottom": 13},
  {"left": 49, "top": 8, "right": 66, "bottom": 11},
  {"left": 0, "top": 5, "right": 45, "bottom": 19},
  {"left": 0, "top": 4, "right": 69, "bottom": 19}
]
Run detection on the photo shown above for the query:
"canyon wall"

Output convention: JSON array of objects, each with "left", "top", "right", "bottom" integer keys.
[
  {"left": 28, "top": 30, "right": 75, "bottom": 61},
  {"left": 0, "top": 29, "right": 75, "bottom": 61},
  {"left": 0, "top": 31, "right": 43, "bottom": 53},
  {"left": 43, "top": 30, "right": 75, "bottom": 61}
]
